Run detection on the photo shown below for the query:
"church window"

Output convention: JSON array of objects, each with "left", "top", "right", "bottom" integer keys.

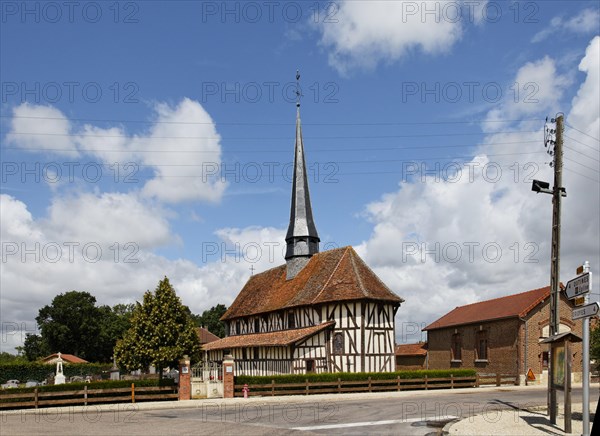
[{"left": 333, "top": 332, "right": 344, "bottom": 354}]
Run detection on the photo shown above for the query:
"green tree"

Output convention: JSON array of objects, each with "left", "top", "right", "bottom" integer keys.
[
  {"left": 18, "top": 334, "right": 50, "bottom": 361},
  {"left": 193, "top": 304, "right": 228, "bottom": 338},
  {"left": 591, "top": 322, "right": 600, "bottom": 371},
  {"left": 35, "top": 292, "right": 133, "bottom": 362},
  {"left": 0, "top": 351, "right": 27, "bottom": 363},
  {"left": 114, "top": 277, "right": 201, "bottom": 373}
]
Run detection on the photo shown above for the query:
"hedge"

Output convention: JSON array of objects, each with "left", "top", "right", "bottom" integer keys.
[
  {"left": 0, "top": 362, "right": 111, "bottom": 385},
  {"left": 0, "top": 377, "right": 174, "bottom": 396},
  {"left": 236, "top": 369, "right": 476, "bottom": 385}
]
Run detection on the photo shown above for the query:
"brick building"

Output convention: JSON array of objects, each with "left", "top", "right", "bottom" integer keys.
[
  {"left": 395, "top": 342, "right": 427, "bottom": 370},
  {"left": 423, "top": 286, "right": 584, "bottom": 385}
]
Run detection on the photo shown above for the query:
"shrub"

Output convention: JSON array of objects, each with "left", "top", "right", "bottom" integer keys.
[
  {"left": 1, "top": 378, "right": 174, "bottom": 396},
  {"left": 0, "top": 362, "right": 111, "bottom": 385},
  {"left": 236, "top": 369, "right": 476, "bottom": 385}
]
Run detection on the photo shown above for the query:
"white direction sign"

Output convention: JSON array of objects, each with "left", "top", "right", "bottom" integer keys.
[
  {"left": 565, "top": 272, "right": 591, "bottom": 299},
  {"left": 572, "top": 302, "right": 599, "bottom": 321}
]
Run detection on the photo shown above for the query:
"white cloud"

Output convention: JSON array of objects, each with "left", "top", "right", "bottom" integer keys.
[
  {"left": 0, "top": 192, "right": 285, "bottom": 352},
  {"left": 5, "top": 103, "right": 78, "bottom": 156},
  {"left": 6, "top": 98, "right": 227, "bottom": 204},
  {"left": 484, "top": 56, "right": 572, "bottom": 131},
  {"left": 358, "top": 38, "right": 600, "bottom": 344},
  {"left": 533, "top": 8, "right": 600, "bottom": 43},
  {"left": 314, "top": 0, "right": 464, "bottom": 74}
]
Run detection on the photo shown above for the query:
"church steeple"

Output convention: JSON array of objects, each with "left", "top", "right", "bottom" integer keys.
[{"left": 285, "top": 72, "right": 320, "bottom": 280}]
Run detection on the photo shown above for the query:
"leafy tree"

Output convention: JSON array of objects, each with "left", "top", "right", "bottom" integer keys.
[
  {"left": 193, "top": 304, "right": 228, "bottom": 338},
  {"left": 591, "top": 321, "right": 600, "bottom": 371},
  {"left": 35, "top": 291, "right": 133, "bottom": 362},
  {"left": 36, "top": 291, "right": 102, "bottom": 360},
  {"left": 19, "top": 334, "right": 50, "bottom": 362},
  {"left": 114, "top": 277, "right": 201, "bottom": 373},
  {"left": 0, "top": 351, "right": 27, "bottom": 363}
]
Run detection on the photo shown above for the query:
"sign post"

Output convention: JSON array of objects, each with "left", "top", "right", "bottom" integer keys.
[
  {"left": 541, "top": 332, "right": 582, "bottom": 434},
  {"left": 566, "top": 262, "right": 593, "bottom": 436}
]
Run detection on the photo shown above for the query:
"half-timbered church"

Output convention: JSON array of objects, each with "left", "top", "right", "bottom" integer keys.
[{"left": 204, "top": 99, "right": 404, "bottom": 376}]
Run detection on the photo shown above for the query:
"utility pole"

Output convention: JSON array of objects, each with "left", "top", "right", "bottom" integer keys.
[
  {"left": 548, "top": 113, "right": 564, "bottom": 424},
  {"left": 532, "top": 113, "right": 566, "bottom": 425}
]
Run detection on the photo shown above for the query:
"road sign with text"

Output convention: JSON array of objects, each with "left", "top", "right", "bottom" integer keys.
[
  {"left": 572, "top": 302, "right": 599, "bottom": 321},
  {"left": 565, "top": 272, "right": 591, "bottom": 300}
]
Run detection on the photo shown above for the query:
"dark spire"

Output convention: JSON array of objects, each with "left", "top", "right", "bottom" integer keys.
[{"left": 285, "top": 71, "right": 320, "bottom": 279}]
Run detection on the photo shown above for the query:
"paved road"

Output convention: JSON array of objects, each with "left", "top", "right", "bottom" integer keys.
[{"left": 1, "top": 385, "right": 593, "bottom": 435}]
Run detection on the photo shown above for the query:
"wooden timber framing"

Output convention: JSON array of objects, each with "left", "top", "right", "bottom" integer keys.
[{"left": 206, "top": 298, "right": 398, "bottom": 376}]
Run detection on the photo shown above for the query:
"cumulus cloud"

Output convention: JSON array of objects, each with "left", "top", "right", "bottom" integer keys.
[
  {"left": 359, "top": 37, "right": 600, "bottom": 343},
  {"left": 5, "top": 103, "right": 78, "bottom": 156},
  {"left": 6, "top": 98, "right": 227, "bottom": 204},
  {"left": 0, "top": 192, "right": 285, "bottom": 352},
  {"left": 314, "top": 0, "right": 465, "bottom": 74},
  {"left": 484, "top": 56, "right": 572, "bottom": 131}
]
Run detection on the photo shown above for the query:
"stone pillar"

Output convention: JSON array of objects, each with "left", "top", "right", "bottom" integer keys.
[
  {"left": 178, "top": 355, "right": 191, "bottom": 401},
  {"left": 223, "top": 355, "right": 235, "bottom": 399}
]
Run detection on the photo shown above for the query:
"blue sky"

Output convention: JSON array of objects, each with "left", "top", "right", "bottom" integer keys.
[{"left": 1, "top": 1, "right": 599, "bottom": 351}]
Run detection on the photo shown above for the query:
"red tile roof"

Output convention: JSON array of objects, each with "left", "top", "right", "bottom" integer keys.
[
  {"left": 222, "top": 246, "right": 403, "bottom": 320},
  {"left": 196, "top": 327, "right": 220, "bottom": 345},
  {"left": 203, "top": 321, "right": 336, "bottom": 350},
  {"left": 41, "top": 353, "right": 89, "bottom": 364},
  {"left": 423, "top": 285, "right": 552, "bottom": 331},
  {"left": 395, "top": 342, "right": 427, "bottom": 356}
]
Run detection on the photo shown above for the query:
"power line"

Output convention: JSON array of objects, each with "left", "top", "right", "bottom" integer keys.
[
  {"left": 564, "top": 166, "right": 600, "bottom": 183},
  {"left": 563, "top": 157, "right": 600, "bottom": 173},
  {"left": 565, "top": 123, "right": 600, "bottom": 142},
  {"left": 564, "top": 134, "right": 600, "bottom": 152},
  {"left": 0, "top": 114, "right": 545, "bottom": 127},
  {"left": 564, "top": 145, "right": 600, "bottom": 163},
  {"left": 0, "top": 141, "right": 542, "bottom": 155},
  {"left": 1, "top": 130, "right": 540, "bottom": 140}
]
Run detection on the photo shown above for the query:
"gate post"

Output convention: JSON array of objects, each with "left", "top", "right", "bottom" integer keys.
[
  {"left": 178, "top": 355, "right": 191, "bottom": 401},
  {"left": 223, "top": 354, "right": 235, "bottom": 398}
]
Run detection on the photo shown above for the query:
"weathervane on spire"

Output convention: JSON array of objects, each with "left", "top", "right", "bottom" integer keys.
[{"left": 295, "top": 69, "right": 302, "bottom": 107}]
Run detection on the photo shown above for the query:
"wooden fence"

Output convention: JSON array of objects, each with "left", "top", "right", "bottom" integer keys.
[
  {"left": 234, "top": 373, "right": 518, "bottom": 397},
  {"left": 0, "top": 384, "right": 177, "bottom": 410}
]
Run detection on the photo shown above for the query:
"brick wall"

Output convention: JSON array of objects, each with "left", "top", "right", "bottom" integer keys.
[
  {"left": 427, "top": 318, "right": 520, "bottom": 374},
  {"left": 426, "top": 293, "right": 583, "bottom": 379},
  {"left": 522, "top": 293, "right": 583, "bottom": 377},
  {"left": 395, "top": 355, "right": 426, "bottom": 370}
]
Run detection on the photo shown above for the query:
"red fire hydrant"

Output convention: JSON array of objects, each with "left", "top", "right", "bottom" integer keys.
[{"left": 242, "top": 384, "right": 249, "bottom": 399}]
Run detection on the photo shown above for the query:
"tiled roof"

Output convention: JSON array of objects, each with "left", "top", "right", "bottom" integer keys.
[
  {"left": 41, "top": 353, "right": 89, "bottom": 364},
  {"left": 222, "top": 246, "right": 403, "bottom": 320},
  {"left": 203, "top": 321, "right": 336, "bottom": 350},
  {"left": 395, "top": 342, "right": 427, "bottom": 356},
  {"left": 196, "top": 327, "right": 220, "bottom": 345},
  {"left": 423, "top": 286, "right": 552, "bottom": 331}
]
